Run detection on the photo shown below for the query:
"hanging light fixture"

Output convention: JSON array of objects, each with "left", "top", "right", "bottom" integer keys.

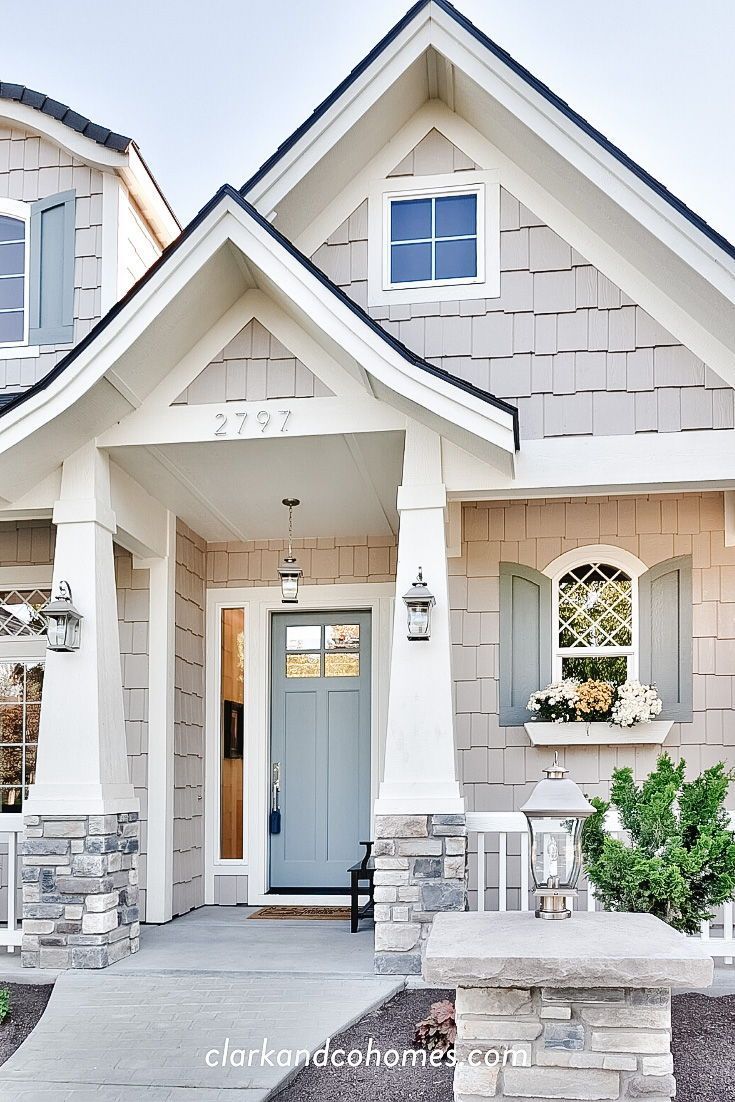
[
  {"left": 41, "top": 581, "right": 83, "bottom": 652},
  {"left": 278, "top": 498, "right": 304, "bottom": 604},
  {"left": 402, "top": 567, "right": 435, "bottom": 641}
]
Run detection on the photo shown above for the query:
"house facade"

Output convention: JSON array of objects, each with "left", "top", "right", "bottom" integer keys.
[{"left": 1, "top": 0, "right": 734, "bottom": 974}]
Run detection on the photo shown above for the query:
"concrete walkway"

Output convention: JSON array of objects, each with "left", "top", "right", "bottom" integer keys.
[{"left": 0, "top": 907, "right": 402, "bottom": 1101}]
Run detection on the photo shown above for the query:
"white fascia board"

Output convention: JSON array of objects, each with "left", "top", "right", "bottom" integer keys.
[
  {"left": 443, "top": 429, "right": 735, "bottom": 499},
  {"left": 119, "top": 146, "right": 180, "bottom": 248},
  {"left": 0, "top": 193, "right": 515, "bottom": 465},
  {"left": 430, "top": 10, "right": 735, "bottom": 300},
  {"left": 245, "top": 15, "right": 433, "bottom": 213}
]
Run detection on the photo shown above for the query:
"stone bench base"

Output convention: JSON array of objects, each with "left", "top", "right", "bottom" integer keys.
[{"left": 454, "top": 984, "right": 674, "bottom": 1101}]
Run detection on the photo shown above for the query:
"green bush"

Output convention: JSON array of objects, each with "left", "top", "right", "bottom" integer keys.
[
  {"left": 581, "top": 753, "right": 735, "bottom": 934},
  {"left": 0, "top": 987, "right": 9, "bottom": 1023}
]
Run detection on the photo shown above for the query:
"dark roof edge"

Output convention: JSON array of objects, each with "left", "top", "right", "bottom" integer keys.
[
  {"left": 241, "top": 0, "right": 735, "bottom": 264},
  {"left": 0, "top": 82, "right": 132, "bottom": 151},
  {"left": 0, "top": 183, "right": 520, "bottom": 449}
]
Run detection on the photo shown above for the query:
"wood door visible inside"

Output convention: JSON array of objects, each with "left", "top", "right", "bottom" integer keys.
[{"left": 269, "top": 611, "right": 371, "bottom": 890}]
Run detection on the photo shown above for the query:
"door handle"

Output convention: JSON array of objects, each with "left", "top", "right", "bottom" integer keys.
[{"left": 270, "top": 762, "right": 282, "bottom": 834}]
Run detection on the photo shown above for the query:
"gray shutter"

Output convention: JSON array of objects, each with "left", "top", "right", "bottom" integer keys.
[
  {"left": 638, "top": 556, "right": 693, "bottom": 722},
  {"left": 29, "top": 190, "right": 76, "bottom": 345},
  {"left": 499, "top": 562, "right": 551, "bottom": 727}
]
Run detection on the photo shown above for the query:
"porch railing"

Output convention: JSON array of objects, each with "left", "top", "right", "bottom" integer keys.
[
  {"left": 0, "top": 815, "right": 24, "bottom": 952},
  {"left": 466, "top": 811, "right": 735, "bottom": 963}
]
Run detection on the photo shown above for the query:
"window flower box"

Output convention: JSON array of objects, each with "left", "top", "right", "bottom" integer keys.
[{"left": 524, "top": 720, "right": 673, "bottom": 747}]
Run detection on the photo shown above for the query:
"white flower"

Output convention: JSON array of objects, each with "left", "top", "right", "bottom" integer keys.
[{"left": 611, "top": 680, "right": 663, "bottom": 728}]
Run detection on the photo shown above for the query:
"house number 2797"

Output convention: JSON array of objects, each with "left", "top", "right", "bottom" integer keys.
[{"left": 213, "top": 409, "right": 292, "bottom": 436}]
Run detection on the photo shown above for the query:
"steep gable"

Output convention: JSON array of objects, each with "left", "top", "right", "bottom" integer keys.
[{"left": 175, "top": 319, "right": 334, "bottom": 405}]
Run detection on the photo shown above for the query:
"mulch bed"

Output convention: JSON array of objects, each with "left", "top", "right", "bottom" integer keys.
[
  {"left": 0, "top": 983, "right": 53, "bottom": 1067},
  {"left": 273, "top": 988, "right": 735, "bottom": 1102}
]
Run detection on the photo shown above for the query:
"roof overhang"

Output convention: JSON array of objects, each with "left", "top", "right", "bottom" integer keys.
[
  {"left": 0, "top": 187, "right": 516, "bottom": 505},
  {"left": 242, "top": 0, "right": 735, "bottom": 377}
]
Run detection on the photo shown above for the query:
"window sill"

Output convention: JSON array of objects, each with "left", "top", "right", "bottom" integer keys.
[
  {"left": 524, "top": 720, "right": 674, "bottom": 746},
  {"left": 0, "top": 345, "right": 40, "bottom": 360}
]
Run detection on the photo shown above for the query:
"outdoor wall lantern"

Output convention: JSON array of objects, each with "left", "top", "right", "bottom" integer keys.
[
  {"left": 403, "top": 567, "right": 435, "bottom": 641},
  {"left": 520, "top": 752, "right": 595, "bottom": 920},
  {"left": 278, "top": 498, "right": 304, "bottom": 604},
  {"left": 41, "top": 581, "right": 83, "bottom": 652}
]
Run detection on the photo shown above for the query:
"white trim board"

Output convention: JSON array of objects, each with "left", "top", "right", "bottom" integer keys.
[{"left": 204, "top": 582, "right": 394, "bottom": 907}]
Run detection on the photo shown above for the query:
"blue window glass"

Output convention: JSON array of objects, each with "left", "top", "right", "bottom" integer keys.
[
  {"left": 436, "top": 239, "right": 477, "bottom": 280},
  {"left": 391, "top": 242, "right": 432, "bottom": 284},
  {"left": 0, "top": 216, "right": 23, "bottom": 245},
  {"left": 435, "top": 194, "right": 476, "bottom": 238},
  {"left": 389, "top": 191, "right": 478, "bottom": 284},
  {"left": 391, "top": 198, "right": 432, "bottom": 242},
  {"left": 0, "top": 277, "right": 23, "bottom": 311},
  {"left": 0, "top": 312, "right": 23, "bottom": 343}
]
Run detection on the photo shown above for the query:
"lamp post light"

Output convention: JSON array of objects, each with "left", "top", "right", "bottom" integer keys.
[
  {"left": 277, "top": 498, "right": 304, "bottom": 604},
  {"left": 402, "top": 567, "right": 435, "bottom": 641},
  {"left": 41, "top": 581, "right": 83, "bottom": 652},
  {"left": 520, "top": 752, "right": 595, "bottom": 920}
]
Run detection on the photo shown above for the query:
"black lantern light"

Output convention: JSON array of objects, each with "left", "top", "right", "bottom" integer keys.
[
  {"left": 277, "top": 498, "right": 304, "bottom": 604},
  {"left": 41, "top": 581, "right": 83, "bottom": 652},
  {"left": 402, "top": 567, "right": 435, "bottom": 641},
  {"left": 520, "top": 752, "right": 595, "bottom": 920}
]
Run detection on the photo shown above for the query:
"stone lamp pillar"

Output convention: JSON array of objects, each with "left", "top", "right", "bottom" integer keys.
[{"left": 424, "top": 911, "right": 713, "bottom": 1102}]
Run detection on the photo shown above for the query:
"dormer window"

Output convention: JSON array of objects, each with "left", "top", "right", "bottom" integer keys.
[
  {"left": 389, "top": 191, "right": 478, "bottom": 286},
  {"left": 368, "top": 169, "right": 499, "bottom": 307},
  {"left": 0, "top": 202, "right": 28, "bottom": 348}
]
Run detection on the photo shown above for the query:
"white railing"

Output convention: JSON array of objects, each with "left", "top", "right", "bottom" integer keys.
[
  {"left": 0, "top": 815, "right": 24, "bottom": 952},
  {"left": 467, "top": 811, "right": 735, "bottom": 962}
]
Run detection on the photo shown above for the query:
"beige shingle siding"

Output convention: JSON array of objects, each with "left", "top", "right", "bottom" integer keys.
[
  {"left": 311, "top": 134, "right": 734, "bottom": 438},
  {"left": 114, "top": 545, "right": 149, "bottom": 921},
  {"left": 206, "top": 533, "right": 396, "bottom": 587},
  {"left": 173, "top": 521, "right": 206, "bottom": 917},
  {"left": 176, "top": 319, "right": 333, "bottom": 405},
  {"left": 0, "top": 124, "right": 104, "bottom": 392},
  {"left": 453, "top": 492, "right": 734, "bottom": 909}
]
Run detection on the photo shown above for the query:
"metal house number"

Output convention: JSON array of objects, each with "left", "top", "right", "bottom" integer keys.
[{"left": 213, "top": 409, "right": 292, "bottom": 436}]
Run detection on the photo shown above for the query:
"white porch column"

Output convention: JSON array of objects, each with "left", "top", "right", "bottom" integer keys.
[
  {"left": 22, "top": 443, "right": 140, "bottom": 971},
  {"left": 375, "top": 421, "right": 463, "bottom": 815},
  {"left": 134, "top": 510, "right": 176, "bottom": 924},
  {"left": 27, "top": 442, "right": 136, "bottom": 815}
]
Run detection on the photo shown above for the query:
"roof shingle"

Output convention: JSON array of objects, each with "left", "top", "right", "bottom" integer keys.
[{"left": 0, "top": 82, "right": 131, "bottom": 151}]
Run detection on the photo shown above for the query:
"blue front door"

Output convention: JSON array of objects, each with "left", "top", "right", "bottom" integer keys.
[{"left": 269, "top": 610, "right": 371, "bottom": 890}]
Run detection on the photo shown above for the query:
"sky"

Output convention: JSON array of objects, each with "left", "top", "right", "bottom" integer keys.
[{"left": 2, "top": 0, "right": 734, "bottom": 239}]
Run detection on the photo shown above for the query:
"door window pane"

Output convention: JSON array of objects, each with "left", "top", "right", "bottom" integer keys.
[
  {"left": 220, "top": 607, "right": 244, "bottom": 860},
  {"left": 324, "top": 653, "right": 360, "bottom": 677},
  {"left": 325, "top": 625, "right": 360, "bottom": 650},
  {"left": 0, "top": 660, "right": 44, "bottom": 811},
  {"left": 286, "top": 625, "right": 321, "bottom": 651},
  {"left": 286, "top": 653, "right": 321, "bottom": 678}
]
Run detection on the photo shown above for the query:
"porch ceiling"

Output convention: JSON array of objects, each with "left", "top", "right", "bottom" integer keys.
[{"left": 108, "top": 430, "right": 404, "bottom": 542}]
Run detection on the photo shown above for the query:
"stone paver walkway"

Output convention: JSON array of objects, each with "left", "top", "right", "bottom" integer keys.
[{"left": 0, "top": 909, "right": 402, "bottom": 1101}]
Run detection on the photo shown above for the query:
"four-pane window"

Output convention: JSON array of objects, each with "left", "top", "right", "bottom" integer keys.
[
  {"left": 0, "top": 213, "right": 26, "bottom": 346},
  {"left": 389, "top": 192, "right": 478, "bottom": 286}
]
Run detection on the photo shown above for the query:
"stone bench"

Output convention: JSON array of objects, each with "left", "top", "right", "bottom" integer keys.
[{"left": 424, "top": 910, "right": 713, "bottom": 1101}]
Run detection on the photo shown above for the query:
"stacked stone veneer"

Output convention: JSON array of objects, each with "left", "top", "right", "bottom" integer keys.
[
  {"left": 454, "top": 985, "right": 674, "bottom": 1101},
  {"left": 21, "top": 813, "right": 140, "bottom": 969},
  {"left": 373, "top": 814, "right": 467, "bottom": 975}
]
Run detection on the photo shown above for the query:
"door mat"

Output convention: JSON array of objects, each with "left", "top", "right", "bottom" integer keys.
[{"left": 248, "top": 906, "right": 351, "bottom": 921}]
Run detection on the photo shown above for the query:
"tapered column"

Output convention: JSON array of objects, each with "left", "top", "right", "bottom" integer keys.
[
  {"left": 374, "top": 423, "right": 465, "bottom": 976},
  {"left": 22, "top": 443, "right": 139, "bottom": 970}
]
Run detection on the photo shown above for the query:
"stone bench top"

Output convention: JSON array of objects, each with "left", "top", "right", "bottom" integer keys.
[{"left": 423, "top": 911, "right": 714, "bottom": 990}]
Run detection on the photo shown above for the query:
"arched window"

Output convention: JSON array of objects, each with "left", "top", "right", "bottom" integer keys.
[
  {"left": 546, "top": 547, "right": 646, "bottom": 685},
  {"left": 0, "top": 200, "right": 29, "bottom": 348}
]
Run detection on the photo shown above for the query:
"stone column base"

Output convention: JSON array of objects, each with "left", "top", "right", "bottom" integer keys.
[
  {"left": 373, "top": 813, "right": 466, "bottom": 976},
  {"left": 21, "top": 812, "right": 140, "bottom": 970},
  {"left": 454, "top": 985, "right": 674, "bottom": 1101}
]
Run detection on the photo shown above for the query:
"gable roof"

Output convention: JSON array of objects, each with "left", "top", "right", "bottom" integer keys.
[
  {"left": 0, "top": 183, "right": 519, "bottom": 447},
  {"left": 0, "top": 81, "right": 131, "bottom": 151},
  {"left": 241, "top": 0, "right": 735, "bottom": 264}
]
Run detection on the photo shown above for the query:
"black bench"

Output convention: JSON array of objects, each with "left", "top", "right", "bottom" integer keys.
[{"left": 348, "top": 840, "right": 374, "bottom": 933}]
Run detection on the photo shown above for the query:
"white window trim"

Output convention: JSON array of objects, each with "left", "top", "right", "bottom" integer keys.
[
  {"left": 204, "top": 583, "right": 394, "bottom": 907},
  {"left": 368, "top": 169, "right": 500, "bottom": 306},
  {"left": 0, "top": 198, "right": 31, "bottom": 351},
  {"left": 543, "top": 546, "right": 647, "bottom": 684}
]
